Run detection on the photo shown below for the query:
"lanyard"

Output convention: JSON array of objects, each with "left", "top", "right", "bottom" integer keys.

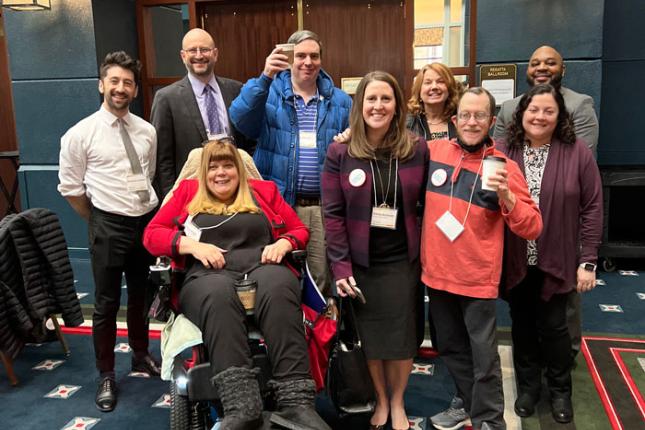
[
  {"left": 369, "top": 157, "right": 399, "bottom": 209},
  {"left": 188, "top": 212, "right": 238, "bottom": 231},
  {"left": 448, "top": 150, "right": 485, "bottom": 226}
]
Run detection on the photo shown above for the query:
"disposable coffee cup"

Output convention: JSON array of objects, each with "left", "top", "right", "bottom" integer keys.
[
  {"left": 235, "top": 277, "right": 257, "bottom": 315},
  {"left": 276, "top": 43, "right": 295, "bottom": 65},
  {"left": 481, "top": 156, "right": 506, "bottom": 191}
]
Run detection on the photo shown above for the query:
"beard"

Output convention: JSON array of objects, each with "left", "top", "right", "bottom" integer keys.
[
  {"left": 105, "top": 91, "right": 132, "bottom": 112},
  {"left": 527, "top": 71, "right": 563, "bottom": 89},
  {"left": 185, "top": 59, "right": 214, "bottom": 77}
]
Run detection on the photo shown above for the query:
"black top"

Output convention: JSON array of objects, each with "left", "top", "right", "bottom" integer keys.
[
  {"left": 185, "top": 211, "right": 273, "bottom": 281},
  {"left": 405, "top": 112, "right": 457, "bottom": 141},
  {"left": 368, "top": 154, "right": 408, "bottom": 264}
]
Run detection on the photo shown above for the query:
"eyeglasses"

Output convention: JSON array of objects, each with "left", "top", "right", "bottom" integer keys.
[
  {"left": 457, "top": 111, "right": 490, "bottom": 122},
  {"left": 183, "top": 47, "right": 214, "bottom": 56}
]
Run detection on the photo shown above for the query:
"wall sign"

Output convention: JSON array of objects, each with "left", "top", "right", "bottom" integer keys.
[
  {"left": 480, "top": 64, "right": 517, "bottom": 105},
  {"left": 341, "top": 77, "right": 362, "bottom": 96}
]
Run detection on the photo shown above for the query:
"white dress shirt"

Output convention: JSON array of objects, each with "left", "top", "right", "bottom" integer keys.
[
  {"left": 187, "top": 72, "right": 230, "bottom": 136},
  {"left": 58, "top": 106, "right": 159, "bottom": 216}
]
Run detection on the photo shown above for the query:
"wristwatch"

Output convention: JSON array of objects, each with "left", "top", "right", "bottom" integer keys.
[{"left": 579, "top": 262, "right": 597, "bottom": 272}]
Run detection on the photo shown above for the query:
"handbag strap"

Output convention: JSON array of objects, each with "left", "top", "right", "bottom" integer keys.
[{"left": 337, "top": 297, "right": 363, "bottom": 345}]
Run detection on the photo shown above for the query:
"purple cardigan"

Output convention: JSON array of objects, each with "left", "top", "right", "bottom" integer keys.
[
  {"left": 499, "top": 139, "right": 603, "bottom": 300},
  {"left": 322, "top": 139, "right": 429, "bottom": 281}
]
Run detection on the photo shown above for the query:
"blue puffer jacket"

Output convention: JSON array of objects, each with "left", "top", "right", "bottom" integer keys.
[{"left": 229, "top": 69, "right": 352, "bottom": 205}]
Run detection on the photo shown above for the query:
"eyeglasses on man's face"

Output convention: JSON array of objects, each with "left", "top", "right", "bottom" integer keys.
[
  {"left": 183, "top": 47, "right": 214, "bottom": 56},
  {"left": 457, "top": 111, "right": 490, "bottom": 123}
]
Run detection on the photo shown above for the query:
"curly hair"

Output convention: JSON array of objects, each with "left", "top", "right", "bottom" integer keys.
[
  {"left": 407, "top": 63, "right": 462, "bottom": 120},
  {"left": 507, "top": 84, "right": 576, "bottom": 147},
  {"left": 99, "top": 51, "right": 141, "bottom": 85}
]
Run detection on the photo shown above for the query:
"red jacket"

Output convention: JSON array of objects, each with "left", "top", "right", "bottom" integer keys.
[
  {"left": 421, "top": 139, "right": 542, "bottom": 299},
  {"left": 143, "top": 179, "right": 309, "bottom": 268}
]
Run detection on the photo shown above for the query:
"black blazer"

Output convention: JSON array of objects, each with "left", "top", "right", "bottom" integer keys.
[{"left": 151, "top": 75, "right": 255, "bottom": 197}]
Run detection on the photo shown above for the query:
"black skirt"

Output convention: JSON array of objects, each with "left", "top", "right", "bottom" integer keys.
[{"left": 351, "top": 258, "right": 420, "bottom": 360}]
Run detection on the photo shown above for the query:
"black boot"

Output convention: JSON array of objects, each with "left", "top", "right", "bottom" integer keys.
[
  {"left": 269, "top": 379, "right": 330, "bottom": 430},
  {"left": 212, "top": 367, "right": 264, "bottom": 430}
]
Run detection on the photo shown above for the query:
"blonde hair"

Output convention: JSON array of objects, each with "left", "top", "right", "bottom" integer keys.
[
  {"left": 407, "top": 63, "right": 462, "bottom": 120},
  {"left": 186, "top": 139, "right": 260, "bottom": 215},
  {"left": 348, "top": 71, "right": 416, "bottom": 161}
]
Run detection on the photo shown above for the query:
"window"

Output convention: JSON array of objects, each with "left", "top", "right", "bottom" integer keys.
[{"left": 413, "top": 0, "right": 474, "bottom": 85}]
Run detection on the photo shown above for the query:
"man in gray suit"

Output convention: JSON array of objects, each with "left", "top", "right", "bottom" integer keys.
[
  {"left": 151, "top": 28, "right": 253, "bottom": 198},
  {"left": 493, "top": 45, "right": 599, "bottom": 361},
  {"left": 493, "top": 45, "right": 599, "bottom": 157}
]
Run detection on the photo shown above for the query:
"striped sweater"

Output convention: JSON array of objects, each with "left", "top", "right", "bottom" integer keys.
[{"left": 421, "top": 139, "right": 542, "bottom": 299}]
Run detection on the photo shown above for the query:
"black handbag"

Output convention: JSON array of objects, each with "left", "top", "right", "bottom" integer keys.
[{"left": 326, "top": 297, "right": 376, "bottom": 415}]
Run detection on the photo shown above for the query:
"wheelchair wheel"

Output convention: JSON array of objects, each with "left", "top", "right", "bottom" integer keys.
[{"left": 170, "top": 382, "right": 190, "bottom": 430}]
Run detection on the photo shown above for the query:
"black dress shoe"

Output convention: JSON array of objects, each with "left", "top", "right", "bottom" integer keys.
[
  {"left": 95, "top": 377, "right": 117, "bottom": 412},
  {"left": 514, "top": 393, "right": 537, "bottom": 417},
  {"left": 551, "top": 396, "right": 573, "bottom": 423},
  {"left": 132, "top": 354, "right": 161, "bottom": 377}
]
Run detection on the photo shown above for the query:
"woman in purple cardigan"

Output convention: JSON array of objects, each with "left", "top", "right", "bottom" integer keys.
[
  {"left": 322, "top": 71, "right": 428, "bottom": 430},
  {"left": 499, "top": 84, "right": 603, "bottom": 424}
]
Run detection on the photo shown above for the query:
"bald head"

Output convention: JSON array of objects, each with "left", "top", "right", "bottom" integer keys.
[
  {"left": 526, "top": 45, "right": 565, "bottom": 88},
  {"left": 180, "top": 29, "right": 218, "bottom": 81}
]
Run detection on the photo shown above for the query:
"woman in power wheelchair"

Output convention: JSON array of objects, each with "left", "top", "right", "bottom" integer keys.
[{"left": 143, "top": 138, "right": 330, "bottom": 430}]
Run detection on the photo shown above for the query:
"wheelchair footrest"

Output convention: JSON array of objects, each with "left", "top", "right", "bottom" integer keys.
[{"left": 187, "top": 363, "right": 219, "bottom": 401}]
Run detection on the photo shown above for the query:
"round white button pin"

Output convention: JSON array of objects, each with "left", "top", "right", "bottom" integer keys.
[
  {"left": 349, "top": 169, "right": 366, "bottom": 187},
  {"left": 431, "top": 168, "right": 448, "bottom": 187}
]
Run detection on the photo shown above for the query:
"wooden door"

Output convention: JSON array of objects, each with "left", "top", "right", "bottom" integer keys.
[
  {"left": 200, "top": 0, "right": 298, "bottom": 83},
  {"left": 0, "top": 10, "right": 20, "bottom": 216},
  {"left": 303, "top": 0, "right": 411, "bottom": 95}
]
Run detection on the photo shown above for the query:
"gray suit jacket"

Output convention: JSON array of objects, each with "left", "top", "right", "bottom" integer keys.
[
  {"left": 493, "top": 86, "right": 599, "bottom": 158},
  {"left": 151, "top": 75, "right": 254, "bottom": 197}
]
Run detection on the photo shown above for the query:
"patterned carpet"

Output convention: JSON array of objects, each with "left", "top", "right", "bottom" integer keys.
[{"left": 0, "top": 260, "right": 643, "bottom": 429}]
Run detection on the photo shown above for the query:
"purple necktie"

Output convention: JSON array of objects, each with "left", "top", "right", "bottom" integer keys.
[{"left": 203, "top": 84, "right": 224, "bottom": 135}]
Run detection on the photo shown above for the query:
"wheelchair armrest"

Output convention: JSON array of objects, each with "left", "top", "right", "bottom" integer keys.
[
  {"left": 149, "top": 256, "right": 172, "bottom": 287},
  {"left": 291, "top": 249, "right": 307, "bottom": 265}
]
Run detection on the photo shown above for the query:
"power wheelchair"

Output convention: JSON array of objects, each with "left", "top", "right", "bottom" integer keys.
[
  {"left": 148, "top": 148, "right": 334, "bottom": 429},
  {"left": 150, "top": 249, "right": 330, "bottom": 430}
]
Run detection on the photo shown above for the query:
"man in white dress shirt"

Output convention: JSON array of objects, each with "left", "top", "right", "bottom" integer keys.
[{"left": 58, "top": 51, "right": 161, "bottom": 413}]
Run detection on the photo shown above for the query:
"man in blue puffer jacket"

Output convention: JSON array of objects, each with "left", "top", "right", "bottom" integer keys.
[{"left": 230, "top": 30, "right": 351, "bottom": 296}]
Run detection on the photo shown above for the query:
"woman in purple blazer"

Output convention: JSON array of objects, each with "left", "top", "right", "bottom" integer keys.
[
  {"left": 322, "top": 71, "right": 428, "bottom": 430},
  {"left": 499, "top": 84, "right": 602, "bottom": 424}
]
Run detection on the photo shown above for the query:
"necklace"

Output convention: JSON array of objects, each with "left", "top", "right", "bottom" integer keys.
[
  {"left": 427, "top": 118, "right": 446, "bottom": 126},
  {"left": 372, "top": 156, "right": 393, "bottom": 208}
]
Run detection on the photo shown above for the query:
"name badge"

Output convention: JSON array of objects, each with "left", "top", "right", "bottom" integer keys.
[
  {"left": 370, "top": 206, "right": 398, "bottom": 230},
  {"left": 299, "top": 131, "right": 317, "bottom": 149},
  {"left": 126, "top": 173, "right": 149, "bottom": 192},
  {"left": 183, "top": 215, "right": 202, "bottom": 241},
  {"left": 435, "top": 210, "right": 464, "bottom": 242}
]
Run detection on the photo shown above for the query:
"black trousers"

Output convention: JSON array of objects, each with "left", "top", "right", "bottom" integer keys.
[
  {"left": 428, "top": 288, "right": 505, "bottom": 430},
  {"left": 89, "top": 207, "right": 154, "bottom": 373},
  {"left": 179, "top": 264, "right": 310, "bottom": 380},
  {"left": 509, "top": 266, "right": 572, "bottom": 399}
]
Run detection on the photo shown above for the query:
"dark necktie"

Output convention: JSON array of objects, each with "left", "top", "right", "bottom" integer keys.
[
  {"left": 203, "top": 84, "right": 224, "bottom": 136},
  {"left": 118, "top": 118, "right": 150, "bottom": 204}
]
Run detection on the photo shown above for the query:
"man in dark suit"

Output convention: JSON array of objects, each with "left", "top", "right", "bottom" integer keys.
[
  {"left": 151, "top": 28, "right": 253, "bottom": 198},
  {"left": 493, "top": 45, "right": 599, "bottom": 157}
]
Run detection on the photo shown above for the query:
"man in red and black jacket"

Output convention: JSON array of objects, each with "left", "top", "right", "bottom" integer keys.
[{"left": 422, "top": 88, "right": 543, "bottom": 430}]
